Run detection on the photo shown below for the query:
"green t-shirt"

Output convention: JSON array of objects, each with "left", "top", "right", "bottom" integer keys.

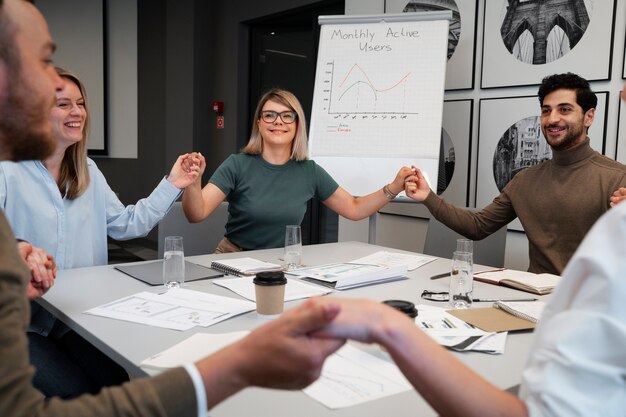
[{"left": 209, "top": 154, "right": 339, "bottom": 249}]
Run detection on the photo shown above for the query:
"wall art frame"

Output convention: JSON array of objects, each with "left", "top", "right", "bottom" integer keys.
[
  {"left": 385, "top": 0, "right": 478, "bottom": 90},
  {"left": 380, "top": 99, "right": 473, "bottom": 219},
  {"left": 481, "top": 0, "right": 616, "bottom": 89},
  {"left": 476, "top": 93, "right": 608, "bottom": 231},
  {"left": 617, "top": 91, "right": 626, "bottom": 163}
]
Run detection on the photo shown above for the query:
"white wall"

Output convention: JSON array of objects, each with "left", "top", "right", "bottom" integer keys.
[{"left": 341, "top": 0, "right": 626, "bottom": 271}]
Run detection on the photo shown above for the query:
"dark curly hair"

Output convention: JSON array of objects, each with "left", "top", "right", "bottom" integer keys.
[{"left": 537, "top": 72, "right": 597, "bottom": 112}]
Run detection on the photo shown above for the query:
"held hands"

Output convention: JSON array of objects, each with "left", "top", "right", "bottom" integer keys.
[
  {"left": 167, "top": 153, "right": 204, "bottom": 189},
  {"left": 311, "top": 298, "right": 412, "bottom": 346},
  {"left": 388, "top": 166, "right": 415, "bottom": 197},
  {"left": 610, "top": 187, "right": 626, "bottom": 207},
  {"left": 404, "top": 165, "right": 432, "bottom": 202},
  {"left": 17, "top": 242, "right": 56, "bottom": 300},
  {"left": 230, "top": 298, "right": 345, "bottom": 389}
]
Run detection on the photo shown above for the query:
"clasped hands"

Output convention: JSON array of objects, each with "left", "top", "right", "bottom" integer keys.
[{"left": 17, "top": 241, "right": 56, "bottom": 300}]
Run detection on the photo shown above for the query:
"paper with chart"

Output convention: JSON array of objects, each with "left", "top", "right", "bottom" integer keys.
[
  {"left": 310, "top": 18, "right": 449, "bottom": 196},
  {"left": 303, "top": 344, "right": 412, "bottom": 409},
  {"left": 350, "top": 250, "right": 437, "bottom": 271},
  {"left": 85, "top": 288, "right": 255, "bottom": 331},
  {"left": 414, "top": 304, "right": 506, "bottom": 353}
]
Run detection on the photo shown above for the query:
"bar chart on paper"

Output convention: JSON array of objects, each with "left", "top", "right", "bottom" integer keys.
[{"left": 310, "top": 17, "right": 449, "bottom": 196}]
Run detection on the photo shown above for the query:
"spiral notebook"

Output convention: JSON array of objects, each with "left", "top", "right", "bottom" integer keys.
[
  {"left": 493, "top": 300, "right": 546, "bottom": 324},
  {"left": 210, "top": 257, "right": 283, "bottom": 276}
]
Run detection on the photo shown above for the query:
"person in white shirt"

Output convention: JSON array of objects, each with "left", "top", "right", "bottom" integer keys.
[{"left": 314, "top": 195, "right": 626, "bottom": 416}]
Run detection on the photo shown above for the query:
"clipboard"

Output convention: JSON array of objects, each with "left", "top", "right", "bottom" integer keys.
[
  {"left": 446, "top": 307, "right": 536, "bottom": 332},
  {"left": 115, "top": 260, "right": 224, "bottom": 286}
]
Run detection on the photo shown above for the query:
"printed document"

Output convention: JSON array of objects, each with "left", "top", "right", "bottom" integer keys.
[
  {"left": 303, "top": 345, "right": 412, "bottom": 409},
  {"left": 213, "top": 276, "right": 332, "bottom": 301},
  {"left": 85, "top": 288, "right": 255, "bottom": 331}
]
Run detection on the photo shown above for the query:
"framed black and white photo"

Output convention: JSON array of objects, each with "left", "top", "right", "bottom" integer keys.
[
  {"left": 617, "top": 92, "right": 626, "bottom": 164},
  {"left": 380, "top": 99, "right": 473, "bottom": 218},
  {"left": 481, "top": 0, "right": 616, "bottom": 89},
  {"left": 385, "top": 0, "right": 478, "bottom": 90},
  {"left": 477, "top": 93, "right": 608, "bottom": 231}
]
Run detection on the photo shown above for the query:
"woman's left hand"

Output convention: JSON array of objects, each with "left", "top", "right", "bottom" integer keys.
[{"left": 389, "top": 166, "right": 414, "bottom": 195}]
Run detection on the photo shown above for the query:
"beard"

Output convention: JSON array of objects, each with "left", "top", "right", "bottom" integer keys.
[
  {"left": 542, "top": 120, "right": 585, "bottom": 152},
  {"left": 0, "top": 65, "right": 55, "bottom": 162}
]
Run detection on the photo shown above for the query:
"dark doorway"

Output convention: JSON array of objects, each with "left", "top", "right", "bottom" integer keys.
[{"left": 247, "top": 0, "right": 344, "bottom": 245}]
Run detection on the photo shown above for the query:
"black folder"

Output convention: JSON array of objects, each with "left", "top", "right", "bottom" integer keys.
[{"left": 115, "top": 260, "right": 224, "bottom": 286}]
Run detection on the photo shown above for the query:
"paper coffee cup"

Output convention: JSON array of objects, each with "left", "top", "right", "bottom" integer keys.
[{"left": 253, "top": 271, "right": 287, "bottom": 318}]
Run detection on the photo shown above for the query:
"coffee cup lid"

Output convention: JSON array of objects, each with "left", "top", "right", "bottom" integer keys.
[
  {"left": 253, "top": 271, "right": 287, "bottom": 286},
  {"left": 382, "top": 299, "right": 418, "bottom": 318}
]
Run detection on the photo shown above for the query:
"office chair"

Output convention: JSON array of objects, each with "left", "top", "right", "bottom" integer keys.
[
  {"left": 423, "top": 214, "right": 507, "bottom": 267},
  {"left": 158, "top": 201, "right": 229, "bottom": 257}
]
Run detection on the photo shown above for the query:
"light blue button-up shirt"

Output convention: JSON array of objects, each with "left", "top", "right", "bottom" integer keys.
[{"left": 0, "top": 158, "right": 181, "bottom": 269}]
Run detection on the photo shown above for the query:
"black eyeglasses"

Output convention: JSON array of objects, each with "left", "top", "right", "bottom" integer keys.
[
  {"left": 420, "top": 290, "right": 450, "bottom": 302},
  {"left": 260, "top": 110, "right": 297, "bottom": 124}
]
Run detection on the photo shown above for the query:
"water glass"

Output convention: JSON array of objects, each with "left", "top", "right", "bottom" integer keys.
[
  {"left": 284, "top": 225, "right": 302, "bottom": 270},
  {"left": 456, "top": 238, "right": 473, "bottom": 257},
  {"left": 449, "top": 251, "right": 473, "bottom": 309},
  {"left": 163, "top": 236, "right": 185, "bottom": 288}
]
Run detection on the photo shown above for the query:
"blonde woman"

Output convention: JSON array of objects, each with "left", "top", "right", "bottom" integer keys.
[
  {"left": 0, "top": 67, "right": 200, "bottom": 398},
  {"left": 183, "top": 88, "right": 412, "bottom": 252}
]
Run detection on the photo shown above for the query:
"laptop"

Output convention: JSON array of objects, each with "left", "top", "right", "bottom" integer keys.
[{"left": 115, "top": 260, "right": 224, "bottom": 286}]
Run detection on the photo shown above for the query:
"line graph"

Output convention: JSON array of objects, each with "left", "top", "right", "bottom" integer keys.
[{"left": 322, "top": 61, "right": 417, "bottom": 115}]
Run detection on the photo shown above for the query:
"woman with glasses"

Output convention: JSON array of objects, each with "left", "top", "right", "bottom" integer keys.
[{"left": 183, "top": 88, "right": 412, "bottom": 252}]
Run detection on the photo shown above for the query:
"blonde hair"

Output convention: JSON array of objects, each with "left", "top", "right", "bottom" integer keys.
[
  {"left": 55, "top": 67, "right": 90, "bottom": 199},
  {"left": 241, "top": 89, "right": 309, "bottom": 161}
]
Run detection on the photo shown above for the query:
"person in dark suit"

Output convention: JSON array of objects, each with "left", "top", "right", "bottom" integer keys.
[{"left": 0, "top": 1, "right": 345, "bottom": 416}]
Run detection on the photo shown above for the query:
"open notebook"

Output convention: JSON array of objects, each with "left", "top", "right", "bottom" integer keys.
[{"left": 474, "top": 269, "right": 560, "bottom": 295}]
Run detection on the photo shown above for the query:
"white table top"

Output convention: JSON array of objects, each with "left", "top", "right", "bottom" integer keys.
[{"left": 39, "top": 241, "right": 545, "bottom": 417}]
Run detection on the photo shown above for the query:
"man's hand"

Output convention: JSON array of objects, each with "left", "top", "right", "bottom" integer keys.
[
  {"left": 610, "top": 187, "right": 626, "bottom": 207},
  {"left": 405, "top": 166, "right": 433, "bottom": 202},
  {"left": 17, "top": 242, "right": 56, "bottom": 300}
]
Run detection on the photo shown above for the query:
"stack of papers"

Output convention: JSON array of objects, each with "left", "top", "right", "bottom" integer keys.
[
  {"left": 415, "top": 304, "right": 506, "bottom": 354},
  {"left": 212, "top": 276, "right": 332, "bottom": 301},
  {"left": 350, "top": 250, "right": 437, "bottom": 271},
  {"left": 287, "top": 262, "right": 407, "bottom": 290}
]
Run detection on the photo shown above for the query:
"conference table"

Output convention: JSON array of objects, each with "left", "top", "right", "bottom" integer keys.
[{"left": 39, "top": 241, "right": 546, "bottom": 417}]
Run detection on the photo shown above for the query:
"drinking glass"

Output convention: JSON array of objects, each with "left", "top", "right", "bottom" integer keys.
[
  {"left": 449, "top": 251, "right": 473, "bottom": 309},
  {"left": 163, "top": 236, "right": 185, "bottom": 289},
  {"left": 284, "top": 225, "right": 302, "bottom": 270},
  {"left": 456, "top": 238, "right": 473, "bottom": 257}
]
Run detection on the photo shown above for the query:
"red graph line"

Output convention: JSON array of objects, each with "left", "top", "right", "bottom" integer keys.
[{"left": 338, "top": 63, "right": 410, "bottom": 93}]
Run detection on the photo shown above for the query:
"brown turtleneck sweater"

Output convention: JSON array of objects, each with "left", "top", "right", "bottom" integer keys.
[{"left": 423, "top": 138, "right": 626, "bottom": 274}]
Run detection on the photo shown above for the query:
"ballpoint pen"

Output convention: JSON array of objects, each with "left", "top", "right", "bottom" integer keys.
[{"left": 472, "top": 298, "right": 538, "bottom": 302}]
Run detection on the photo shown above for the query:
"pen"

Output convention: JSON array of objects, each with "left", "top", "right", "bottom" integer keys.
[
  {"left": 430, "top": 271, "right": 452, "bottom": 280},
  {"left": 472, "top": 298, "right": 538, "bottom": 302}
]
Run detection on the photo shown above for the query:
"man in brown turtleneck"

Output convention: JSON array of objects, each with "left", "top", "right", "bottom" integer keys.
[{"left": 406, "top": 73, "right": 626, "bottom": 275}]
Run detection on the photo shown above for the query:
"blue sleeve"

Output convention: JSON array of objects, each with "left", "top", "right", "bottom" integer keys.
[{"left": 93, "top": 159, "right": 181, "bottom": 239}]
